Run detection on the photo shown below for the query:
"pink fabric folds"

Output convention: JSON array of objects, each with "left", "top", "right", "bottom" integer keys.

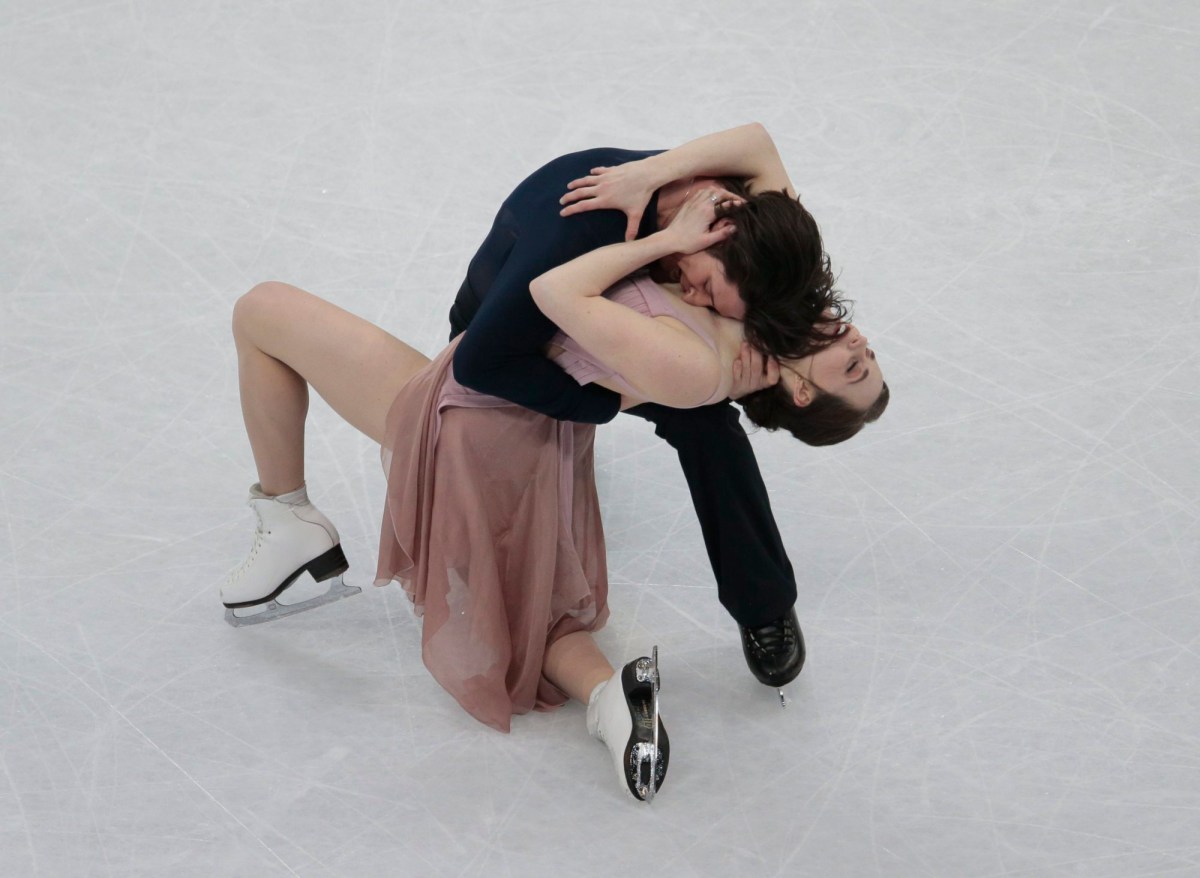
[{"left": 375, "top": 337, "right": 609, "bottom": 732}]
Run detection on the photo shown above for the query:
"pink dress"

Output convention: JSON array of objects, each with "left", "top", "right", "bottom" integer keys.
[{"left": 375, "top": 274, "right": 723, "bottom": 732}]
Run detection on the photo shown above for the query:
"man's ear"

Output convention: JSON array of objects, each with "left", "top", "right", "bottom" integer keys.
[{"left": 792, "top": 376, "right": 814, "bottom": 408}]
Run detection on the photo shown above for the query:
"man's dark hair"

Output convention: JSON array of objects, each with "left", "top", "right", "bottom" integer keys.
[
  {"left": 712, "top": 186, "right": 847, "bottom": 361},
  {"left": 708, "top": 185, "right": 889, "bottom": 446}
]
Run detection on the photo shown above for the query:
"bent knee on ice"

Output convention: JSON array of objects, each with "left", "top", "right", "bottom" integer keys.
[{"left": 232, "top": 281, "right": 303, "bottom": 340}]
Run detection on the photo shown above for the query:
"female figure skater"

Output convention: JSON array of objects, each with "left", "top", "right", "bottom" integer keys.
[{"left": 220, "top": 191, "right": 887, "bottom": 801}]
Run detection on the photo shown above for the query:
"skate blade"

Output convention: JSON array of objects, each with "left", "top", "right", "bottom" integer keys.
[
  {"left": 635, "top": 645, "right": 662, "bottom": 804},
  {"left": 224, "top": 575, "right": 361, "bottom": 627}
]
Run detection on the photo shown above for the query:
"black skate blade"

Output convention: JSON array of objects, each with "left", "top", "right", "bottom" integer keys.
[
  {"left": 224, "top": 575, "right": 361, "bottom": 627},
  {"left": 624, "top": 647, "right": 668, "bottom": 803}
]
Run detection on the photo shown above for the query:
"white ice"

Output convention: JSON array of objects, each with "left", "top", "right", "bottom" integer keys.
[{"left": 1, "top": 1, "right": 1198, "bottom": 876}]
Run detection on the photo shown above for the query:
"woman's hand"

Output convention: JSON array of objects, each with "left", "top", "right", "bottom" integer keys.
[
  {"left": 662, "top": 188, "right": 740, "bottom": 255},
  {"left": 559, "top": 163, "right": 660, "bottom": 242}
]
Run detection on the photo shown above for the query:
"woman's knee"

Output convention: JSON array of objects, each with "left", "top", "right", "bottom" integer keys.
[{"left": 232, "top": 281, "right": 298, "bottom": 342}]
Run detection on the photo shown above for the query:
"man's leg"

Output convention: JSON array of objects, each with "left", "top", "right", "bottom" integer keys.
[{"left": 626, "top": 401, "right": 804, "bottom": 688}]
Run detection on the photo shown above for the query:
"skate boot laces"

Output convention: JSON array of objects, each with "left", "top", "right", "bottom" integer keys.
[
  {"left": 228, "top": 508, "right": 270, "bottom": 585},
  {"left": 746, "top": 616, "right": 796, "bottom": 657}
]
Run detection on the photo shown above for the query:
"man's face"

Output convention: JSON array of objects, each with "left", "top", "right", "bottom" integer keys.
[{"left": 672, "top": 250, "right": 747, "bottom": 320}]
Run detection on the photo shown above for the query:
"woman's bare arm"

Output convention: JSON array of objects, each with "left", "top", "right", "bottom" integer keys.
[
  {"left": 559, "top": 123, "right": 796, "bottom": 239},
  {"left": 635, "top": 122, "right": 795, "bottom": 195},
  {"left": 531, "top": 193, "right": 733, "bottom": 409}
]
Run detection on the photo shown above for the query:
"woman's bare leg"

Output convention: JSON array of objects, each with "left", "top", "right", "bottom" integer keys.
[
  {"left": 232, "top": 281, "right": 430, "bottom": 493},
  {"left": 543, "top": 631, "right": 615, "bottom": 703}
]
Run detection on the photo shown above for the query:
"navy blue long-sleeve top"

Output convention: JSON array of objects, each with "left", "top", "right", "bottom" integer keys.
[{"left": 450, "top": 148, "right": 662, "bottom": 422}]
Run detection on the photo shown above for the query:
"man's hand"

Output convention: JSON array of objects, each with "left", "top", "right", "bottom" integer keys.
[{"left": 730, "top": 342, "right": 780, "bottom": 399}]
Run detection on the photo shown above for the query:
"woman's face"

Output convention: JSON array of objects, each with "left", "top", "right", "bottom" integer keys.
[{"left": 790, "top": 323, "right": 884, "bottom": 411}]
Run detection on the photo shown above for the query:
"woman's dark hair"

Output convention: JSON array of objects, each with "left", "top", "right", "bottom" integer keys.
[
  {"left": 739, "top": 380, "right": 891, "bottom": 447},
  {"left": 712, "top": 185, "right": 847, "bottom": 361}
]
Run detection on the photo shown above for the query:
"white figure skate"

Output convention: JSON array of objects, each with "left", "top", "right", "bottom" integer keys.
[
  {"left": 588, "top": 646, "right": 668, "bottom": 802},
  {"left": 221, "top": 484, "right": 360, "bottom": 627}
]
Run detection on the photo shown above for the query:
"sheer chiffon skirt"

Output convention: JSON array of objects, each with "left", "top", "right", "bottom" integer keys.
[{"left": 375, "top": 338, "right": 609, "bottom": 732}]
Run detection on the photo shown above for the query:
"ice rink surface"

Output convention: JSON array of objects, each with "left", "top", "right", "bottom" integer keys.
[{"left": 2, "top": 1, "right": 1198, "bottom": 875}]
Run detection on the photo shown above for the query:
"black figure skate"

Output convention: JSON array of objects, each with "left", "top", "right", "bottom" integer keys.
[{"left": 740, "top": 608, "right": 805, "bottom": 708}]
